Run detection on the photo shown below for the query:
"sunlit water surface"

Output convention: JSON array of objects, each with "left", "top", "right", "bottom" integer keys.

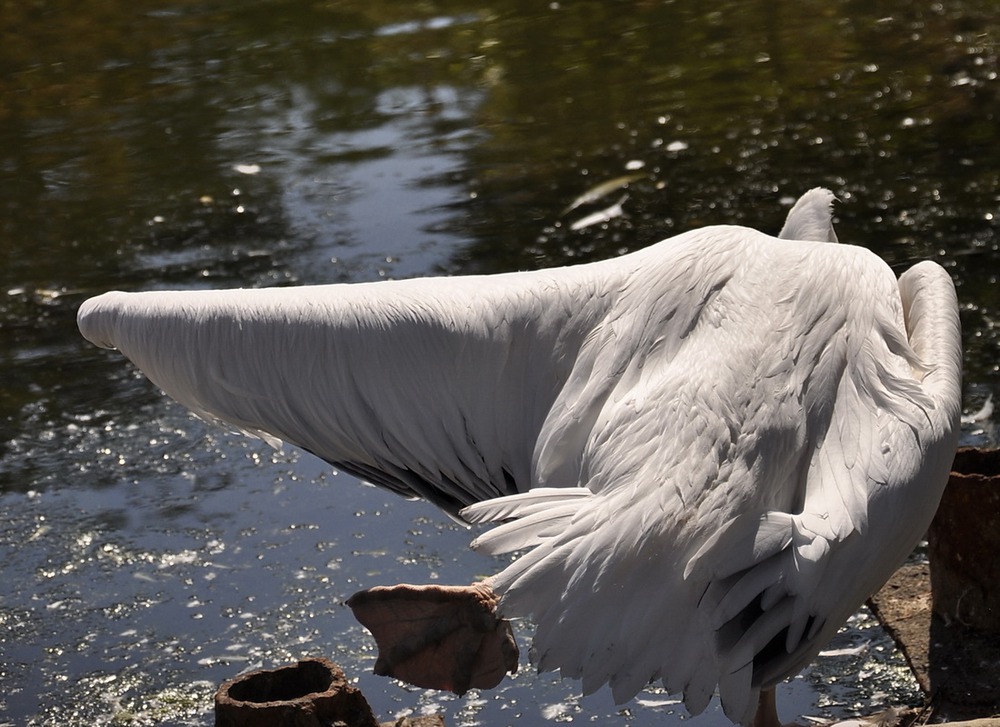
[{"left": 2, "top": 2, "right": 998, "bottom": 726}]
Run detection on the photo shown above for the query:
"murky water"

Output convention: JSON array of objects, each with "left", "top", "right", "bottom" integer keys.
[{"left": 2, "top": 1, "right": 998, "bottom": 725}]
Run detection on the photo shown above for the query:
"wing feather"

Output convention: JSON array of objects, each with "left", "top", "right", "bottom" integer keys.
[
  {"left": 78, "top": 273, "right": 614, "bottom": 514},
  {"left": 462, "top": 487, "right": 591, "bottom": 526}
]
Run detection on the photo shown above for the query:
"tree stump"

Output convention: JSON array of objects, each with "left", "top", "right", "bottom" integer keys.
[
  {"left": 928, "top": 447, "right": 1000, "bottom": 632},
  {"left": 214, "top": 657, "right": 379, "bottom": 727}
]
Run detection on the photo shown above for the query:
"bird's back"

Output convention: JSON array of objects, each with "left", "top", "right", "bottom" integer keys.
[{"left": 469, "top": 228, "right": 960, "bottom": 724}]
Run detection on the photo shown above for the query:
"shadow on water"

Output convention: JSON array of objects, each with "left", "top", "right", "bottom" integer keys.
[{"left": 1, "top": 1, "right": 998, "bottom": 725}]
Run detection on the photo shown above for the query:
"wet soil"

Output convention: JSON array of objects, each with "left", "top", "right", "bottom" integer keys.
[{"left": 869, "top": 563, "right": 1000, "bottom": 723}]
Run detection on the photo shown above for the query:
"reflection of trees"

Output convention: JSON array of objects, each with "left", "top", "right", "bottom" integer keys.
[
  {"left": 0, "top": 1, "right": 477, "bottom": 291},
  {"left": 0, "top": 0, "right": 287, "bottom": 293},
  {"left": 7, "top": 0, "right": 995, "bottom": 284},
  {"left": 434, "top": 0, "right": 999, "bottom": 279}
]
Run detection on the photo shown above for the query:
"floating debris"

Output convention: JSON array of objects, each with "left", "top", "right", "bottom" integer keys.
[
  {"left": 570, "top": 195, "right": 628, "bottom": 231},
  {"left": 961, "top": 394, "right": 993, "bottom": 424},
  {"left": 561, "top": 173, "right": 645, "bottom": 215}
]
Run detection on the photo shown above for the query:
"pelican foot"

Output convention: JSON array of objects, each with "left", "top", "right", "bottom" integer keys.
[{"left": 347, "top": 580, "right": 518, "bottom": 696}]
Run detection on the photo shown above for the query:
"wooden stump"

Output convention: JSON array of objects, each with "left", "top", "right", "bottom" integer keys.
[
  {"left": 214, "top": 657, "right": 379, "bottom": 727},
  {"left": 869, "top": 447, "right": 1000, "bottom": 722},
  {"left": 928, "top": 447, "right": 1000, "bottom": 632}
]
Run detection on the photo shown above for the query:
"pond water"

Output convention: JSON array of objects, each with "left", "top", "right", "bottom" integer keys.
[{"left": 1, "top": 1, "right": 998, "bottom": 726}]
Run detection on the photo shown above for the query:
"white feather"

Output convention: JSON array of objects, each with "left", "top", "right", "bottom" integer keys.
[
  {"left": 78, "top": 188, "right": 962, "bottom": 725},
  {"left": 778, "top": 187, "right": 839, "bottom": 243}
]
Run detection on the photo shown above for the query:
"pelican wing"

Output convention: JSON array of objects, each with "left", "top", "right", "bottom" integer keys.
[
  {"left": 79, "top": 224, "right": 801, "bottom": 516},
  {"left": 79, "top": 185, "right": 836, "bottom": 515},
  {"left": 78, "top": 268, "right": 622, "bottom": 513}
]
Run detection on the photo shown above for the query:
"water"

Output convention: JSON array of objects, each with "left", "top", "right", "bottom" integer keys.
[{"left": 2, "top": 1, "right": 998, "bottom": 725}]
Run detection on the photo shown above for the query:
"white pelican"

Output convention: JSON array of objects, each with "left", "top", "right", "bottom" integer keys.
[{"left": 77, "top": 189, "right": 962, "bottom": 726}]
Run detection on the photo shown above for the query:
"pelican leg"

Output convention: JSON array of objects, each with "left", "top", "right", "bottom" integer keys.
[
  {"left": 347, "top": 580, "right": 518, "bottom": 695},
  {"left": 752, "top": 687, "right": 781, "bottom": 727}
]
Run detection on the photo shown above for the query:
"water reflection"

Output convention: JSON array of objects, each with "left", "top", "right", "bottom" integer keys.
[{"left": 1, "top": 1, "right": 998, "bottom": 725}]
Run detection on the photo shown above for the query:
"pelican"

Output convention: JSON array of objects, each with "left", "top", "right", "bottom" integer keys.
[{"left": 77, "top": 189, "right": 962, "bottom": 726}]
